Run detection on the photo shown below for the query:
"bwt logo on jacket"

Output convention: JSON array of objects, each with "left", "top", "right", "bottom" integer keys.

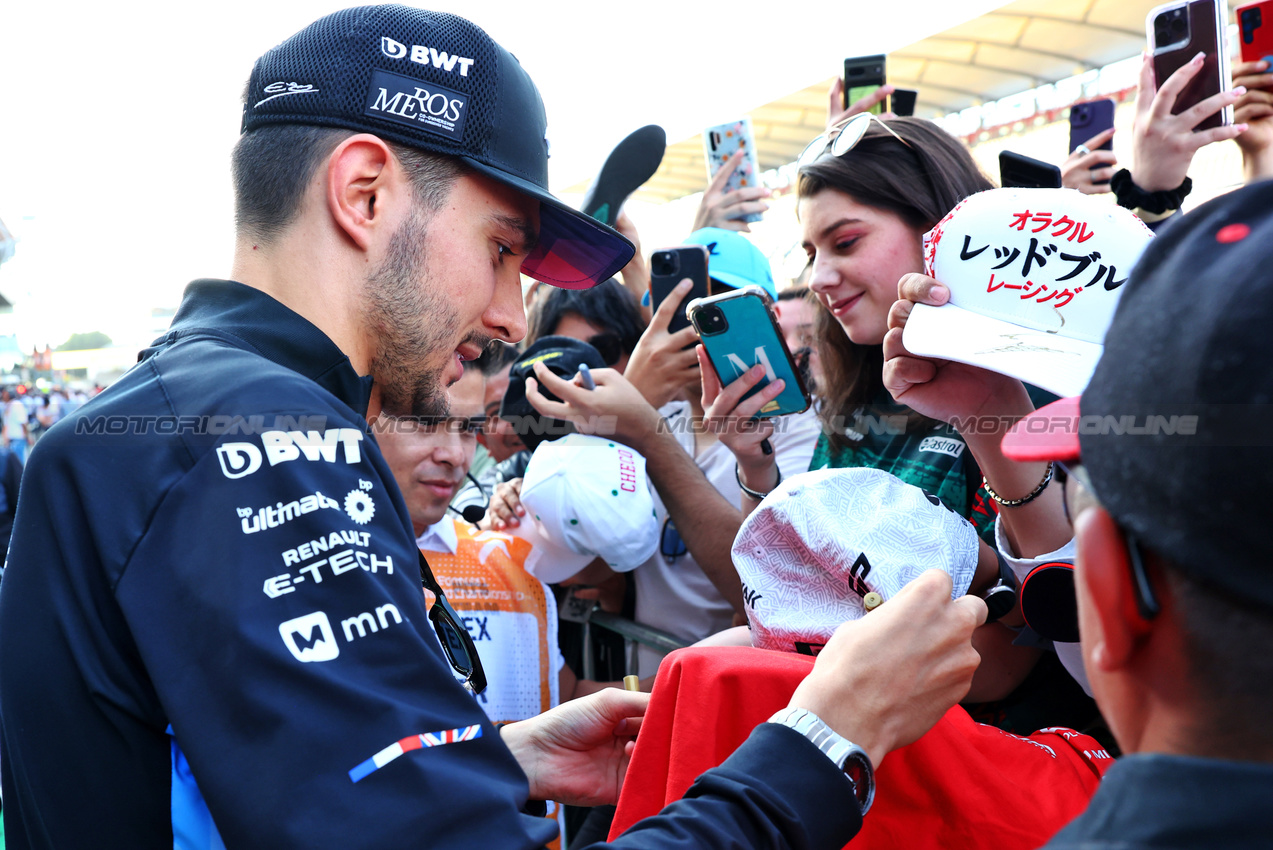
[
  {"left": 217, "top": 428, "right": 364, "bottom": 479},
  {"left": 379, "top": 36, "right": 475, "bottom": 76}
]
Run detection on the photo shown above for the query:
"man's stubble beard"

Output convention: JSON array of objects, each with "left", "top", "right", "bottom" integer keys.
[{"left": 363, "top": 204, "right": 488, "bottom": 418}]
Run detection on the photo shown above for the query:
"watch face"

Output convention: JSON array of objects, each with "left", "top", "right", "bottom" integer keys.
[
  {"left": 984, "top": 582, "right": 1018, "bottom": 622},
  {"left": 844, "top": 753, "right": 875, "bottom": 814}
]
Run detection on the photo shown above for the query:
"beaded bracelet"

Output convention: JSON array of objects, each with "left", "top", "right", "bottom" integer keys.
[
  {"left": 982, "top": 461, "right": 1054, "bottom": 508},
  {"left": 736, "top": 462, "right": 783, "bottom": 501}
]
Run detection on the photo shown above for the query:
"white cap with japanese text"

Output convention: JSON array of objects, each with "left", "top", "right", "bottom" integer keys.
[{"left": 903, "top": 187, "right": 1153, "bottom": 397}]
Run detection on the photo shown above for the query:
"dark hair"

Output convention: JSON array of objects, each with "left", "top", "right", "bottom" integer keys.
[
  {"left": 1163, "top": 561, "right": 1273, "bottom": 753},
  {"left": 525, "top": 278, "right": 647, "bottom": 362},
  {"left": 475, "top": 341, "right": 519, "bottom": 377},
  {"left": 798, "top": 117, "right": 993, "bottom": 449},
  {"left": 231, "top": 124, "right": 463, "bottom": 243}
]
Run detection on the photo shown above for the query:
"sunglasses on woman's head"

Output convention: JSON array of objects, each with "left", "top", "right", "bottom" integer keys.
[{"left": 796, "top": 112, "right": 913, "bottom": 172}]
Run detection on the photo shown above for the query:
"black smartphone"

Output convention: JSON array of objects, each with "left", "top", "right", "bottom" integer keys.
[
  {"left": 843, "top": 55, "right": 887, "bottom": 112},
  {"left": 890, "top": 88, "right": 917, "bottom": 117},
  {"left": 999, "top": 150, "right": 1063, "bottom": 189},
  {"left": 1147, "top": 0, "right": 1230, "bottom": 130},
  {"left": 649, "top": 246, "right": 711, "bottom": 335}
]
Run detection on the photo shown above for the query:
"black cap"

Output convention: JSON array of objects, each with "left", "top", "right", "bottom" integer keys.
[
  {"left": 1080, "top": 181, "right": 1273, "bottom": 608},
  {"left": 242, "top": 5, "right": 633, "bottom": 289},
  {"left": 500, "top": 336, "right": 606, "bottom": 451}
]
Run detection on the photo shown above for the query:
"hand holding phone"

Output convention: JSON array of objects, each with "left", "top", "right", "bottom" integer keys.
[
  {"left": 703, "top": 119, "right": 764, "bottom": 224},
  {"left": 1146, "top": 0, "right": 1231, "bottom": 131},
  {"left": 1131, "top": 31, "right": 1247, "bottom": 193},
  {"left": 843, "top": 55, "right": 887, "bottom": 112},
  {"left": 689, "top": 287, "right": 810, "bottom": 419},
  {"left": 648, "top": 246, "right": 710, "bottom": 336}
]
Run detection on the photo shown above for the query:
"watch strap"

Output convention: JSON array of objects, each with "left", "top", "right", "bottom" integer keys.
[{"left": 767, "top": 707, "right": 875, "bottom": 814}]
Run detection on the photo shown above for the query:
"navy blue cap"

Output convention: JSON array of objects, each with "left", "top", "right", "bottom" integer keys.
[
  {"left": 500, "top": 336, "right": 606, "bottom": 451},
  {"left": 1007, "top": 180, "right": 1273, "bottom": 610},
  {"left": 242, "top": 5, "right": 633, "bottom": 289}
]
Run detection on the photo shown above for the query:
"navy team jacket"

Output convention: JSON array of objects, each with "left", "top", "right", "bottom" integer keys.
[{"left": 0, "top": 280, "right": 860, "bottom": 849}]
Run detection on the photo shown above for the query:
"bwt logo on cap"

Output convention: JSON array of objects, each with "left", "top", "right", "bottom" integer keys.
[{"left": 380, "top": 36, "right": 475, "bottom": 76}]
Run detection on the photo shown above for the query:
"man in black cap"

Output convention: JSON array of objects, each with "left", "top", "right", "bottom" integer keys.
[
  {"left": 0, "top": 6, "right": 985, "bottom": 849},
  {"left": 993, "top": 180, "right": 1273, "bottom": 846}
]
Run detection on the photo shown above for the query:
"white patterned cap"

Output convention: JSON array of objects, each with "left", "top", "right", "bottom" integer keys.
[{"left": 732, "top": 468, "right": 979, "bottom": 654}]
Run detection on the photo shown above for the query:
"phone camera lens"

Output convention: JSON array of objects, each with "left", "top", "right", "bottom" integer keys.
[
  {"left": 696, "top": 305, "right": 729, "bottom": 336},
  {"left": 652, "top": 251, "right": 678, "bottom": 277}
]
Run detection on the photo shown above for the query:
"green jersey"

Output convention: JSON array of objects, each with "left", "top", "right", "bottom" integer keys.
[{"left": 808, "top": 400, "right": 997, "bottom": 543}]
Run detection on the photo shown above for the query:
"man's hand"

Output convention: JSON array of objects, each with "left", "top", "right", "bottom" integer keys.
[
  {"left": 692, "top": 151, "right": 769, "bottom": 233},
  {"left": 826, "top": 78, "right": 896, "bottom": 130},
  {"left": 1233, "top": 59, "right": 1273, "bottom": 182},
  {"left": 625, "top": 279, "right": 701, "bottom": 409},
  {"left": 1131, "top": 50, "right": 1247, "bottom": 192},
  {"left": 501, "top": 688, "right": 649, "bottom": 806},
  {"left": 1061, "top": 127, "right": 1118, "bottom": 194},
  {"left": 788, "top": 571, "right": 986, "bottom": 769},
  {"left": 525, "top": 364, "right": 661, "bottom": 448}
]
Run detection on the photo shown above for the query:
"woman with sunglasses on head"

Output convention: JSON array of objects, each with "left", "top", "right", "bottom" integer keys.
[
  {"left": 703, "top": 113, "right": 1093, "bottom": 728},
  {"left": 710, "top": 115, "right": 1064, "bottom": 556}
]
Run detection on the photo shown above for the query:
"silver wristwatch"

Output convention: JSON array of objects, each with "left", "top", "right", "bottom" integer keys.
[{"left": 768, "top": 707, "right": 875, "bottom": 814}]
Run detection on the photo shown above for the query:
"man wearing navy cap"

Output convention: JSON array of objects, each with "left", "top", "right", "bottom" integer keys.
[
  {"left": 0, "top": 6, "right": 985, "bottom": 849},
  {"left": 996, "top": 180, "right": 1273, "bottom": 847}
]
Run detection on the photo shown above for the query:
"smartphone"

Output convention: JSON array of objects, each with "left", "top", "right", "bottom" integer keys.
[
  {"left": 890, "top": 88, "right": 918, "bottom": 117},
  {"left": 1237, "top": 1, "right": 1273, "bottom": 66},
  {"left": 843, "top": 54, "right": 887, "bottom": 112},
  {"left": 649, "top": 246, "right": 710, "bottom": 336},
  {"left": 999, "top": 151, "right": 1063, "bottom": 189},
  {"left": 688, "top": 286, "right": 811, "bottom": 418},
  {"left": 1068, "top": 98, "right": 1116, "bottom": 155},
  {"left": 1147, "top": 0, "right": 1230, "bottom": 131},
  {"left": 703, "top": 118, "right": 763, "bottom": 223}
]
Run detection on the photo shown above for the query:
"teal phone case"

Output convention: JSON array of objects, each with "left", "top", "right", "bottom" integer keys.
[{"left": 689, "top": 287, "right": 811, "bottom": 418}]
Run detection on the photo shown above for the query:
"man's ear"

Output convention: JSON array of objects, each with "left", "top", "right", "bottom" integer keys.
[
  {"left": 325, "top": 134, "right": 402, "bottom": 252},
  {"left": 1074, "top": 505, "right": 1153, "bottom": 672}
]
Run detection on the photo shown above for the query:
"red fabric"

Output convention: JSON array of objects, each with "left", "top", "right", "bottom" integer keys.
[{"left": 610, "top": 647, "right": 1113, "bottom": 848}]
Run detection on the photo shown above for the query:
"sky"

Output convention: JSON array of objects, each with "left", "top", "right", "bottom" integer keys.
[{"left": 0, "top": 0, "right": 1007, "bottom": 353}]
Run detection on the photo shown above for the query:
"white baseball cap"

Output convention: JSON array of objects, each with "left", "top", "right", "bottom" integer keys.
[
  {"left": 514, "top": 433, "right": 659, "bottom": 584},
  {"left": 732, "top": 468, "right": 979, "bottom": 654},
  {"left": 904, "top": 187, "right": 1153, "bottom": 397}
]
